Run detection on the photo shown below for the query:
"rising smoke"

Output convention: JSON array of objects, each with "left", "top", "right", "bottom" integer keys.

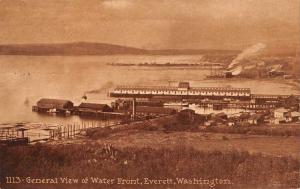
[
  {"left": 85, "top": 81, "right": 114, "bottom": 94},
  {"left": 230, "top": 66, "right": 243, "bottom": 76},
  {"left": 228, "top": 43, "right": 266, "bottom": 68},
  {"left": 24, "top": 98, "right": 30, "bottom": 106},
  {"left": 228, "top": 43, "right": 266, "bottom": 76}
]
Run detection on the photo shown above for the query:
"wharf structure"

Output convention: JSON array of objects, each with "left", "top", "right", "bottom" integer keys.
[
  {"left": 32, "top": 100, "right": 129, "bottom": 119},
  {"left": 110, "top": 82, "right": 251, "bottom": 101},
  {"left": 0, "top": 127, "right": 29, "bottom": 146},
  {"left": 110, "top": 82, "right": 300, "bottom": 111}
]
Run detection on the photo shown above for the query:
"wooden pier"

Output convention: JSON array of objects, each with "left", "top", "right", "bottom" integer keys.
[
  {"left": 0, "top": 119, "right": 122, "bottom": 145},
  {"left": 0, "top": 127, "right": 29, "bottom": 146}
]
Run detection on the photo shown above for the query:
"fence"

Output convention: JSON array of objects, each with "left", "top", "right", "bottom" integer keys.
[
  {"left": 47, "top": 119, "right": 122, "bottom": 141},
  {"left": 0, "top": 115, "right": 169, "bottom": 144},
  {"left": 0, "top": 119, "right": 121, "bottom": 144}
]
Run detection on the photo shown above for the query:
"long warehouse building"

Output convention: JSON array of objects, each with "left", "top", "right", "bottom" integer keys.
[{"left": 110, "top": 82, "right": 251, "bottom": 100}]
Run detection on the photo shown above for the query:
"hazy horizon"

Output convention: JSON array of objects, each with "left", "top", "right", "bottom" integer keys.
[{"left": 0, "top": 41, "right": 243, "bottom": 51}]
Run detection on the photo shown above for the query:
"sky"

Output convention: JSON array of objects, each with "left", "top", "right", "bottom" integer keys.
[{"left": 0, "top": 0, "right": 299, "bottom": 50}]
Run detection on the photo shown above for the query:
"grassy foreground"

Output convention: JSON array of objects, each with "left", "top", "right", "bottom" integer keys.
[{"left": 1, "top": 143, "right": 299, "bottom": 189}]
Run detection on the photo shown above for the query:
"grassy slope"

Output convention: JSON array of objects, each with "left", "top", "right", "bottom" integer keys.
[
  {"left": 1, "top": 142, "right": 299, "bottom": 189},
  {"left": 89, "top": 130, "right": 300, "bottom": 160},
  {"left": 1, "top": 116, "right": 299, "bottom": 189}
]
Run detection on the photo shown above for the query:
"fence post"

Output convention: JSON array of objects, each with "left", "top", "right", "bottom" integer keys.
[
  {"left": 62, "top": 126, "right": 64, "bottom": 138},
  {"left": 12, "top": 129, "right": 14, "bottom": 139},
  {"left": 64, "top": 125, "right": 66, "bottom": 138},
  {"left": 71, "top": 124, "right": 73, "bottom": 138},
  {"left": 49, "top": 130, "right": 52, "bottom": 140},
  {"left": 70, "top": 124, "right": 72, "bottom": 138},
  {"left": 73, "top": 124, "right": 75, "bottom": 137}
]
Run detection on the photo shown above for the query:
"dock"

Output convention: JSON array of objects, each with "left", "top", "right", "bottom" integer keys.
[{"left": 0, "top": 127, "right": 29, "bottom": 146}]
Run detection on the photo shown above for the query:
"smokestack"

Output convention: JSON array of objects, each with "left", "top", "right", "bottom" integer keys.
[{"left": 81, "top": 94, "right": 87, "bottom": 102}]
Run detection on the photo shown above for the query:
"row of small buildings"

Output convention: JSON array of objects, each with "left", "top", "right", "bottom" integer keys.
[
  {"left": 273, "top": 108, "right": 300, "bottom": 124},
  {"left": 202, "top": 107, "right": 300, "bottom": 127},
  {"left": 178, "top": 107, "right": 300, "bottom": 128}
]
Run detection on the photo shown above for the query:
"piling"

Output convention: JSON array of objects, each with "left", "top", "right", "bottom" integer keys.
[{"left": 132, "top": 98, "right": 136, "bottom": 120}]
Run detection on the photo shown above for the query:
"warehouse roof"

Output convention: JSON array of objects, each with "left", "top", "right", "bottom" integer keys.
[
  {"left": 129, "top": 106, "right": 176, "bottom": 115},
  {"left": 78, "top": 103, "right": 111, "bottom": 110},
  {"left": 113, "top": 86, "right": 250, "bottom": 93},
  {"left": 37, "top": 98, "right": 73, "bottom": 109}
]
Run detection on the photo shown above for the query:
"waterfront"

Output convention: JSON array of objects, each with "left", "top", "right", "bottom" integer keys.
[{"left": 0, "top": 55, "right": 299, "bottom": 124}]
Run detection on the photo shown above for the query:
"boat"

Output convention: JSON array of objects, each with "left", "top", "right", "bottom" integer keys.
[
  {"left": 47, "top": 108, "right": 58, "bottom": 113},
  {"left": 65, "top": 110, "right": 71, "bottom": 115}
]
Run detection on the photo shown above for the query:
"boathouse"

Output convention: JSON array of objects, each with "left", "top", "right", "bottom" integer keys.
[{"left": 36, "top": 98, "right": 74, "bottom": 112}]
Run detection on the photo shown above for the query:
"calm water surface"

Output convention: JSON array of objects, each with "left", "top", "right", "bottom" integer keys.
[{"left": 0, "top": 55, "right": 299, "bottom": 124}]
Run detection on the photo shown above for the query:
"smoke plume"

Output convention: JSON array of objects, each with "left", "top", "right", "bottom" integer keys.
[
  {"left": 24, "top": 98, "right": 30, "bottom": 106},
  {"left": 85, "top": 81, "right": 114, "bottom": 94},
  {"left": 230, "top": 66, "right": 243, "bottom": 76},
  {"left": 228, "top": 43, "right": 266, "bottom": 69}
]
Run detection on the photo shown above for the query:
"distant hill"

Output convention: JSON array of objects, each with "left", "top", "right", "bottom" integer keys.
[
  {"left": 0, "top": 42, "right": 239, "bottom": 56},
  {"left": 0, "top": 42, "right": 148, "bottom": 56}
]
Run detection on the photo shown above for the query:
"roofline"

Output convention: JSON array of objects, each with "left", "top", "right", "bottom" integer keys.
[{"left": 114, "top": 85, "right": 250, "bottom": 91}]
